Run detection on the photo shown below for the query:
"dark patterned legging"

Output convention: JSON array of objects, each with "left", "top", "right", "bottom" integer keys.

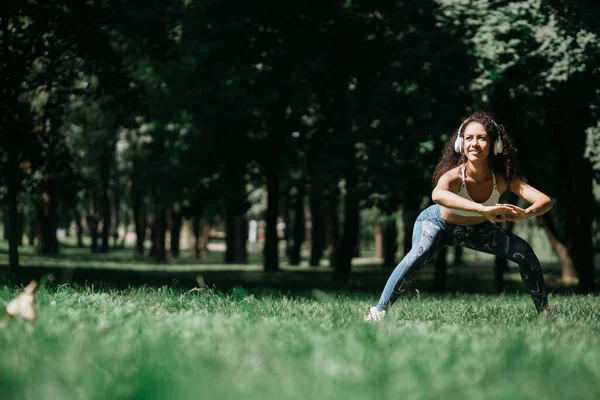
[{"left": 376, "top": 205, "right": 548, "bottom": 311}]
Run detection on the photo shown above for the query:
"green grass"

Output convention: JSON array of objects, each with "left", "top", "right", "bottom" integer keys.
[
  {"left": 1, "top": 238, "right": 580, "bottom": 294},
  {"left": 1, "top": 286, "right": 600, "bottom": 400},
  {"left": 0, "top": 238, "right": 386, "bottom": 271}
]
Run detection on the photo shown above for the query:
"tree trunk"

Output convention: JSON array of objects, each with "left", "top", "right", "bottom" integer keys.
[
  {"left": 225, "top": 213, "right": 247, "bottom": 264},
  {"left": 6, "top": 161, "right": 20, "bottom": 275},
  {"left": 201, "top": 221, "right": 210, "bottom": 254},
  {"left": 375, "top": 223, "right": 383, "bottom": 260},
  {"left": 2, "top": 209, "right": 8, "bottom": 241},
  {"left": 382, "top": 216, "right": 398, "bottom": 267},
  {"left": 63, "top": 219, "right": 71, "bottom": 237},
  {"left": 433, "top": 246, "right": 448, "bottom": 293},
  {"left": 100, "top": 164, "right": 111, "bottom": 253},
  {"left": 27, "top": 216, "right": 36, "bottom": 248},
  {"left": 120, "top": 209, "right": 129, "bottom": 249},
  {"left": 150, "top": 186, "right": 167, "bottom": 263},
  {"left": 191, "top": 215, "right": 201, "bottom": 260},
  {"left": 304, "top": 186, "right": 312, "bottom": 254},
  {"left": 131, "top": 179, "right": 146, "bottom": 256},
  {"left": 170, "top": 202, "right": 182, "bottom": 258},
  {"left": 112, "top": 191, "right": 120, "bottom": 249},
  {"left": 264, "top": 164, "right": 280, "bottom": 271},
  {"left": 289, "top": 183, "right": 305, "bottom": 266},
  {"left": 100, "top": 200, "right": 111, "bottom": 253},
  {"left": 354, "top": 212, "right": 361, "bottom": 258},
  {"left": 281, "top": 192, "right": 293, "bottom": 258},
  {"left": 334, "top": 175, "right": 360, "bottom": 284},
  {"left": 453, "top": 246, "right": 463, "bottom": 266},
  {"left": 551, "top": 79, "right": 595, "bottom": 292},
  {"left": 72, "top": 208, "right": 84, "bottom": 248},
  {"left": 225, "top": 180, "right": 247, "bottom": 264},
  {"left": 190, "top": 197, "right": 205, "bottom": 260},
  {"left": 325, "top": 185, "right": 340, "bottom": 268},
  {"left": 150, "top": 214, "right": 167, "bottom": 263},
  {"left": 17, "top": 211, "right": 24, "bottom": 246},
  {"left": 234, "top": 217, "right": 247, "bottom": 263},
  {"left": 88, "top": 188, "right": 100, "bottom": 252},
  {"left": 36, "top": 182, "right": 59, "bottom": 255},
  {"left": 88, "top": 215, "right": 99, "bottom": 252},
  {"left": 309, "top": 183, "right": 326, "bottom": 267},
  {"left": 565, "top": 155, "right": 594, "bottom": 292},
  {"left": 538, "top": 214, "right": 578, "bottom": 284},
  {"left": 2, "top": 2, "right": 20, "bottom": 274}
]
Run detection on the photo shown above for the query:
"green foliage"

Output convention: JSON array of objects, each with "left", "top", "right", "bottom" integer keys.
[
  {"left": 2, "top": 0, "right": 600, "bottom": 278},
  {"left": 436, "top": 0, "right": 600, "bottom": 97},
  {"left": 585, "top": 120, "right": 600, "bottom": 173},
  {"left": 1, "top": 286, "right": 599, "bottom": 399}
]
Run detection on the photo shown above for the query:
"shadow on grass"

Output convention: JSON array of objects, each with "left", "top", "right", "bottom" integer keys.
[{"left": 0, "top": 239, "right": 592, "bottom": 295}]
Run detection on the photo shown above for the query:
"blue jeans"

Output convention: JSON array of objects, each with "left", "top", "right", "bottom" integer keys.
[{"left": 377, "top": 205, "right": 548, "bottom": 311}]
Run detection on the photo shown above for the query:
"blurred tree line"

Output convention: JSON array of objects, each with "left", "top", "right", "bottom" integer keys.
[{"left": 1, "top": 0, "right": 599, "bottom": 291}]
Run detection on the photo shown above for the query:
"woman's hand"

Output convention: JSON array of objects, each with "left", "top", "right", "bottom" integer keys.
[
  {"left": 502, "top": 205, "right": 530, "bottom": 222},
  {"left": 480, "top": 204, "right": 520, "bottom": 222}
]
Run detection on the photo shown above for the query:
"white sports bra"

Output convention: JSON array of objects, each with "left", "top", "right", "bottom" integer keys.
[{"left": 448, "top": 164, "right": 501, "bottom": 217}]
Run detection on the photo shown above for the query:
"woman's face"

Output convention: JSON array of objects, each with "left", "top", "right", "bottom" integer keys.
[{"left": 462, "top": 122, "right": 490, "bottom": 162}]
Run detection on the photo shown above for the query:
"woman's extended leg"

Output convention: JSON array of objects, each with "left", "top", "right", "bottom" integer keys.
[
  {"left": 458, "top": 222, "right": 549, "bottom": 311},
  {"left": 375, "top": 216, "right": 448, "bottom": 312}
]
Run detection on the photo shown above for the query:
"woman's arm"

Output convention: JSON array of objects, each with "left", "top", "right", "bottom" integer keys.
[
  {"left": 506, "top": 177, "right": 553, "bottom": 220},
  {"left": 432, "top": 172, "right": 517, "bottom": 221},
  {"left": 432, "top": 173, "right": 482, "bottom": 213}
]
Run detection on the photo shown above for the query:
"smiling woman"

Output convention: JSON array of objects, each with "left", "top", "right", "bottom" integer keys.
[{"left": 364, "top": 111, "right": 556, "bottom": 322}]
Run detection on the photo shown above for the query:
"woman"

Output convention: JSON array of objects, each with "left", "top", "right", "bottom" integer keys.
[{"left": 364, "top": 111, "right": 556, "bottom": 322}]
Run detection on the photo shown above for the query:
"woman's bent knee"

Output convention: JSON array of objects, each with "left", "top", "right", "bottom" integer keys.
[{"left": 512, "top": 242, "right": 541, "bottom": 271}]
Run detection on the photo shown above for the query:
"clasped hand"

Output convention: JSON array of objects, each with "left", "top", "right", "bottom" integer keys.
[{"left": 481, "top": 204, "right": 529, "bottom": 222}]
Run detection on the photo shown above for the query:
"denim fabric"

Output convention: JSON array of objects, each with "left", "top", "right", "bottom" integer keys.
[{"left": 376, "top": 205, "right": 547, "bottom": 311}]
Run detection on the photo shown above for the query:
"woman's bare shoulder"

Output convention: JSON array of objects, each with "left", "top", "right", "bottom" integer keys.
[
  {"left": 441, "top": 166, "right": 462, "bottom": 182},
  {"left": 437, "top": 166, "right": 463, "bottom": 191}
]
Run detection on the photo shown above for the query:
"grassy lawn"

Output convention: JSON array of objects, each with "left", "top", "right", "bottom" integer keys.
[
  {"left": 0, "top": 238, "right": 385, "bottom": 271},
  {"left": 1, "top": 285, "right": 599, "bottom": 400},
  {"left": 1, "top": 238, "right": 582, "bottom": 294},
  {"left": 3, "top": 237, "right": 599, "bottom": 295}
]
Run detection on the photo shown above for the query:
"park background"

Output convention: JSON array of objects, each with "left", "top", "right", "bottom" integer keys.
[
  {"left": 1, "top": 1, "right": 600, "bottom": 399},
  {"left": 2, "top": 0, "right": 600, "bottom": 292}
]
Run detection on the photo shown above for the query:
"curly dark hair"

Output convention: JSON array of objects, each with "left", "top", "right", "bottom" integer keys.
[{"left": 432, "top": 111, "right": 521, "bottom": 189}]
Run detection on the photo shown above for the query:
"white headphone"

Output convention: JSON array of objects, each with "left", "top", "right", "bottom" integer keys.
[{"left": 454, "top": 119, "right": 504, "bottom": 155}]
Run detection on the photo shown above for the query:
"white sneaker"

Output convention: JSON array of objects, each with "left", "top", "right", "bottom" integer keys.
[
  {"left": 538, "top": 304, "right": 558, "bottom": 317},
  {"left": 364, "top": 306, "right": 386, "bottom": 322}
]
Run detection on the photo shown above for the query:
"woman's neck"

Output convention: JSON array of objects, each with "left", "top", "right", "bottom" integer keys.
[{"left": 465, "top": 160, "right": 491, "bottom": 183}]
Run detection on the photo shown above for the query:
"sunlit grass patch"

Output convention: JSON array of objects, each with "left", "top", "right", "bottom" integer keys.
[{"left": 1, "top": 285, "right": 599, "bottom": 400}]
